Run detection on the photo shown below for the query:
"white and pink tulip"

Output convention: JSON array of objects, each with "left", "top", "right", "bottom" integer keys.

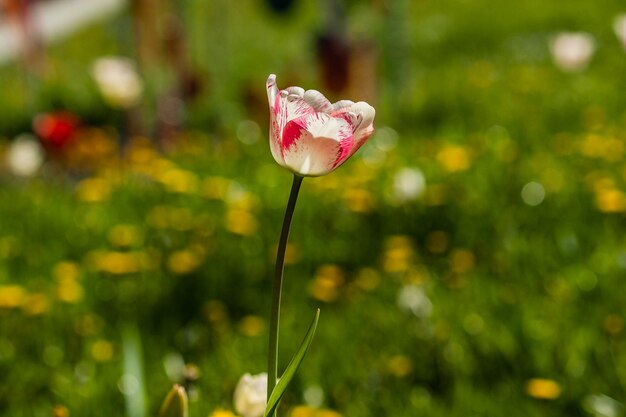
[{"left": 266, "top": 74, "right": 375, "bottom": 177}]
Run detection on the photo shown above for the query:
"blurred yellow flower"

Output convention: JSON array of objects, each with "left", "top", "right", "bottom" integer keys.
[
  {"left": 202, "top": 300, "right": 229, "bottom": 324},
  {"left": 91, "top": 340, "right": 114, "bottom": 362},
  {"left": 526, "top": 378, "right": 561, "bottom": 399},
  {"left": 387, "top": 355, "right": 414, "bottom": 378},
  {"left": 450, "top": 249, "right": 476, "bottom": 274},
  {"left": 289, "top": 406, "right": 342, "bottom": 417},
  {"left": 108, "top": 224, "right": 143, "bottom": 248},
  {"left": 353, "top": 268, "right": 380, "bottom": 291},
  {"left": 308, "top": 265, "right": 345, "bottom": 303},
  {"left": 76, "top": 177, "right": 112, "bottom": 203},
  {"left": 89, "top": 250, "right": 153, "bottom": 275},
  {"left": 595, "top": 188, "right": 626, "bottom": 213},
  {"left": 53, "top": 261, "right": 80, "bottom": 281},
  {"left": 167, "top": 249, "right": 203, "bottom": 275},
  {"left": 290, "top": 406, "right": 315, "bottom": 417},
  {"left": 0, "top": 285, "right": 26, "bottom": 308},
  {"left": 238, "top": 315, "right": 265, "bottom": 337},
  {"left": 437, "top": 145, "right": 471, "bottom": 172},
  {"left": 56, "top": 278, "right": 84, "bottom": 303},
  {"left": 158, "top": 169, "right": 199, "bottom": 194},
  {"left": 202, "top": 177, "right": 232, "bottom": 200},
  {"left": 226, "top": 209, "right": 258, "bottom": 236},
  {"left": 579, "top": 134, "right": 624, "bottom": 161},
  {"left": 382, "top": 235, "right": 415, "bottom": 273},
  {"left": 21, "top": 293, "right": 50, "bottom": 316},
  {"left": 53, "top": 405, "right": 70, "bottom": 417},
  {"left": 342, "top": 188, "right": 375, "bottom": 213},
  {"left": 209, "top": 409, "right": 238, "bottom": 417}
]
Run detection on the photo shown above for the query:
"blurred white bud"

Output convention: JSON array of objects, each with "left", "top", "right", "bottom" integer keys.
[
  {"left": 614, "top": 15, "right": 626, "bottom": 51},
  {"left": 233, "top": 373, "right": 267, "bottom": 417},
  {"left": 6, "top": 134, "right": 44, "bottom": 177},
  {"left": 92, "top": 56, "right": 143, "bottom": 109},
  {"left": 393, "top": 167, "right": 426, "bottom": 202},
  {"left": 549, "top": 32, "right": 595, "bottom": 72},
  {"left": 397, "top": 285, "right": 432, "bottom": 318}
]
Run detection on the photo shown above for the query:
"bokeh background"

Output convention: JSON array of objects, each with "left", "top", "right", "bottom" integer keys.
[{"left": 1, "top": 0, "right": 626, "bottom": 416}]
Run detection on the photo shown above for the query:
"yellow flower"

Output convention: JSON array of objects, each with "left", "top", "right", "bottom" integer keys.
[
  {"left": 450, "top": 249, "right": 476, "bottom": 274},
  {"left": 0, "top": 285, "right": 26, "bottom": 308},
  {"left": 308, "top": 265, "right": 345, "bottom": 303},
  {"left": 595, "top": 188, "right": 626, "bottom": 213},
  {"left": 387, "top": 355, "right": 414, "bottom": 378},
  {"left": 167, "top": 249, "right": 203, "bottom": 275},
  {"left": 56, "top": 278, "right": 83, "bottom": 303},
  {"left": 526, "top": 378, "right": 561, "bottom": 399},
  {"left": 75, "top": 177, "right": 111, "bottom": 202},
  {"left": 158, "top": 169, "right": 199, "bottom": 194},
  {"left": 226, "top": 209, "right": 258, "bottom": 236},
  {"left": 21, "top": 293, "right": 50, "bottom": 315},
  {"left": 209, "top": 409, "right": 238, "bottom": 417},
  {"left": 382, "top": 235, "right": 415, "bottom": 273},
  {"left": 238, "top": 315, "right": 265, "bottom": 337},
  {"left": 91, "top": 340, "right": 114, "bottom": 362},
  {"left": 437, "top": 145, "right": 471, "bottom": 172},
  {"left": 342, "top": 188, "right": 375, "bottom": 213},
  {"left": 108, "top": 224, "right": 143, "bottom": 248}
]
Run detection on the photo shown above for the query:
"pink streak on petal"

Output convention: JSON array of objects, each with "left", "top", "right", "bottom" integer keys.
[
  {"left": 282, "top": 120, "right": 305, "bottom": 152},
  {"left": 332, "top": 122, "right": 355, "bottom": 168}
]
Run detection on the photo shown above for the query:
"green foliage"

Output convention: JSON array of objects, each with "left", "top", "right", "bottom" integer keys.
[{"left": 1, "top": 1, "right": 626, "bottom": 417}]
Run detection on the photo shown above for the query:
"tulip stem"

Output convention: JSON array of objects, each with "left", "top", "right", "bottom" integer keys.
[{"left": 268, "top": 174, "right": 303, "bottom": 411}]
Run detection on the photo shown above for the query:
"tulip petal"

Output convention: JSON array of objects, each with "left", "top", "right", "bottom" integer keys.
[
  {"left": 332, "top": 101, "right": 375, "bottom": 152},
  {"left": 303, "top": 90, "right": 333, "bottom": 113},
  {"left": 331, "top": 100, "right": 354, "bottom": 112},
  {"left": 281, "top": 113, "right": 353, "bottom": 176},
  {"left": 266, "top": 74, "right": 279, "bottom": 109},
  {"left": 285, "top": 86, "right": 304, "bottom": 97}
]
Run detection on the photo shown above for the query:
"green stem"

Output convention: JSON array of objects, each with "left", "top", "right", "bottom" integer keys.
[{"left": 268, "top": 174, "right": 303, "bottom": 409}]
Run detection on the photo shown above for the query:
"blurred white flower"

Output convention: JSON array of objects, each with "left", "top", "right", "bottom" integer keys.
[
  {"left": 614, "top": 15, "right": 626, "bottom": 50},
  {"left": 6, "top": 134, "right": 44, "bottom": 178},
  {"left": 397, "top": 285, "right": 432, "bottom": 318},
  {"left": 393, "top": 167, "right": 426, "bottom": 202},
  {"left": 92, "top": 56, "right": 143, "bottom": 109},
  {"left": 234, "top": 373, "right": 267, "bottom": 417},
  {"left": 583, "top": 394, "right": 623, "bottom": 417},
  {"left": 549, "top": 32, "right": 595, "bottom": 72}
]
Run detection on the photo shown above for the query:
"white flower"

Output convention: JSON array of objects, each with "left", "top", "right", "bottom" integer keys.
[
  {"left": 614, "top": 15, "right": 626, "bottom": 50},
  {"left": 91, "top": 56, "right": 143, "bottom": 109},
  {"left": 549, "top": 32, "right": 595, "bottom": 72},
  {"left": 233, "top": 373, "right": 267, "bottom": 417},
  {"left": 397, "top": 285, "right": 432, "bottom": 318},
  {"left": 6, "top": 134, "right": 44, "bottom": 178},
  {"left": 393, "top": 167, "right": 426, "bottom": 202}
]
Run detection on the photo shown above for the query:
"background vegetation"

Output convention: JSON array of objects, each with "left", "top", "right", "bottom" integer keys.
[{"left": 1, "top": 0, "right": 626, "bottom": 416}]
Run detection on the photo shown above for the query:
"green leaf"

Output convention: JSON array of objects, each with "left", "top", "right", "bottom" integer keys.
[
  {"left": 158, "top": 385, "right": 189, "bottom": 417},
  {"left": 264, "top": 309, "right": 320, "bottom": 417}
]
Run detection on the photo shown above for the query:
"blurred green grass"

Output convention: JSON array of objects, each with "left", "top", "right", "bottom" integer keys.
[{"left": 2, "top": 1, "right": 626, "bottom": 417}]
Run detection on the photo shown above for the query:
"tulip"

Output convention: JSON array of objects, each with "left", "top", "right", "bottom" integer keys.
[
  {"left": 233, "top": 373, "right": 267, "bottom": 417},
  {"left": 266, "top": 74, "right": 375, "bottom": 176},
  {"left": 549, "top": 32, "right": 595, "bottom": 72}
]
